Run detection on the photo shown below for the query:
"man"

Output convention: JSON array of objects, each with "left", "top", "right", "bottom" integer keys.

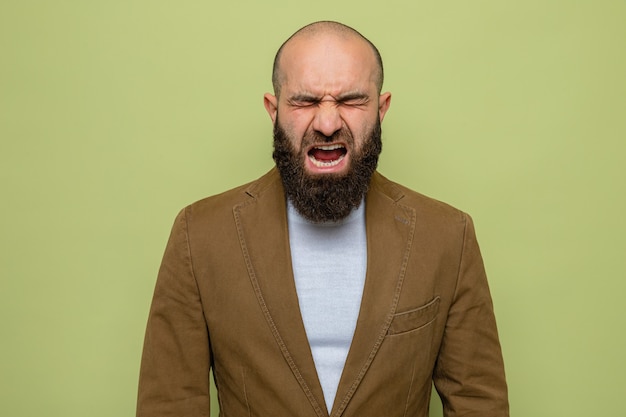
[{"left": 137, "top": 21, "right": 509, "bottom": 417}]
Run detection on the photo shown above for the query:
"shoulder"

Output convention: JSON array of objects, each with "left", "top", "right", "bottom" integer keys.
[
  {"left": 182, "top": 168, "right": 282, "bottom": 221},
  {"left": 369, "top": 171, "right": 468, "bottom": 224},
  {"left": 166, "top": 168, "right": 284, "bottom": 255}
]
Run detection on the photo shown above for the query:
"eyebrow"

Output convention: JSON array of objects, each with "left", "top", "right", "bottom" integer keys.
[
  {"left": 288, "top": 93, "right": 320, "bottom": 103},
  {"left": 335, "top": 92, "right": 370, "bottom": 102},
  {"left": 287, "top": 91, "right": 370, "bottom": 103}
]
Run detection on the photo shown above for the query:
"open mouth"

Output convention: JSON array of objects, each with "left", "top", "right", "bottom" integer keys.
[{"left": 307, "top": 144, "right": 347, "bottom": 167}]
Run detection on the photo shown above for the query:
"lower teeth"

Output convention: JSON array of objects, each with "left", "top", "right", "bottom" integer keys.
[{"left": 310, "top": 155, "right": 343, "bottom": 167}]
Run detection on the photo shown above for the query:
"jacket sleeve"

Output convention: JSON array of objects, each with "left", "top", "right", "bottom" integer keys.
[
  {"left": 433, "top": 213, "right": 509, "bottom": 417},
  {"left": 137, "top": 208, "right": 211, "bottom": 417}
]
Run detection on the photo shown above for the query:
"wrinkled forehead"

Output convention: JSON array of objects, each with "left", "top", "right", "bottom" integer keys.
[{"left": 278, "top": 34, "right": 379, "bottom": 93}]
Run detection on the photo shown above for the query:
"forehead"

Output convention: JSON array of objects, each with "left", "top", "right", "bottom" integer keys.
[{"left": 278, "top": 34, "right": 378, "bottom": 96}]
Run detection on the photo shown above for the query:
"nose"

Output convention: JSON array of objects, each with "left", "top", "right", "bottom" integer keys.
[{"left": 312, "top": 102, "right": 342, "bottom": 138}]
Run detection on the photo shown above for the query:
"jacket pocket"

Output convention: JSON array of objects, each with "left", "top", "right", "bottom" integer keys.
[{"left": 387, "top": 296, "right": 440, "bottom": 336}]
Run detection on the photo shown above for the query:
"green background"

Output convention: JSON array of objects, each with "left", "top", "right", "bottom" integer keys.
[{"left": 2, "top": 1, "right": 624, "bottom": 416}]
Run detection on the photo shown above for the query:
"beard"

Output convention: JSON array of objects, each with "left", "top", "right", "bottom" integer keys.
[{"left": 272, "top": 118, "right": 382, "bottom": 223}]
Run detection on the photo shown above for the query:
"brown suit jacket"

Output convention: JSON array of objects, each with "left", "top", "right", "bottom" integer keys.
[{"left": 137, "top": 169, "right": 509, "bottom": 417}]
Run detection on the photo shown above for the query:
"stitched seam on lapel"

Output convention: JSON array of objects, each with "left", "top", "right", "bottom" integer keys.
[
  {"left": 402, "top": 353, "right": 418, "bottom": 417},
  {"left": 332, "top": 202, "right": 417, "bottom": 417},
  {"left": 242, "top": 368, "right": 251, "bottom": 417},
  {"left": 233, "top": 200, "right": 326, "bottom": 417}
]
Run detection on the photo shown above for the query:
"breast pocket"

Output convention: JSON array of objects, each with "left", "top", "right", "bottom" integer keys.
[{"left": 387, "top": 296, "right": 440, "bottom": 336}]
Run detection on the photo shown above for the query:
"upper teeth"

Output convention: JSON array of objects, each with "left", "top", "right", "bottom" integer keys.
[{"left": 314, "top": 144, "right": 344, "bottom": 150}]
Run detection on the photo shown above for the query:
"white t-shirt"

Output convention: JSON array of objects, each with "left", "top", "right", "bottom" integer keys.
[{"left": 287, "top": 201, "right": 367, "bottom": 412}]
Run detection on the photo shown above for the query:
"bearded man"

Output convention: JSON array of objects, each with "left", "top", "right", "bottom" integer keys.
[{"left": 137, "top": 21, "right": 509, "bottom": 417}]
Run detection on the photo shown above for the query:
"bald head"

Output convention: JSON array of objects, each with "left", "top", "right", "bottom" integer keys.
[{"left": 271, "top": 21, "right": 384, "bottom": 97}]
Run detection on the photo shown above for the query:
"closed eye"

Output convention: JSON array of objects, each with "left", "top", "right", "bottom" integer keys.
[
  {"left": 290, "top": 100, "right": 318, "bottom": 108},
  {"left": 337, "top": 93, "right": 370, "bottom": 107},
  {"left": 340, "top": 98, "right": 369, "bottom": 107}
]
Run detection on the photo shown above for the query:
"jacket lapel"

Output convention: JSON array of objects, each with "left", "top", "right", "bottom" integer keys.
[
  {"left": 233, "top": 169, "right": 328, "bottom": 417},
  {"left": 234, "top": 169, "right": 416, "bottom": 417},
  {"left": 331, "top": 172, "right": 417, "bottom": 417}
]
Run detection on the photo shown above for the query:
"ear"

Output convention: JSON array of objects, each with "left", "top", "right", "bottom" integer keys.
[
  {"left": 264, "top": 93, "right": 278, "bottom": 124},
  {"left": 378, "top": 92, "right": 392, "bottom": 122}
]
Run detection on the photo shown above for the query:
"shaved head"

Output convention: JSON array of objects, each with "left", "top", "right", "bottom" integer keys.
[{"left": 271, "top": 21, "right": 384, "bottom": 97}]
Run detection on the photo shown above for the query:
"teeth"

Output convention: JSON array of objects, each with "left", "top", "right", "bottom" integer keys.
[
  {"left": 308, "top": 154, "right": 345, "bottom": 167},
  {"left": 314, "top": 144, "right": 344, "bottom": 151}
]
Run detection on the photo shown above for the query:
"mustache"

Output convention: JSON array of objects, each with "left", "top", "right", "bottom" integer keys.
[{"left": 301, "top": 128, "right": 354, "bottom": 149}]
